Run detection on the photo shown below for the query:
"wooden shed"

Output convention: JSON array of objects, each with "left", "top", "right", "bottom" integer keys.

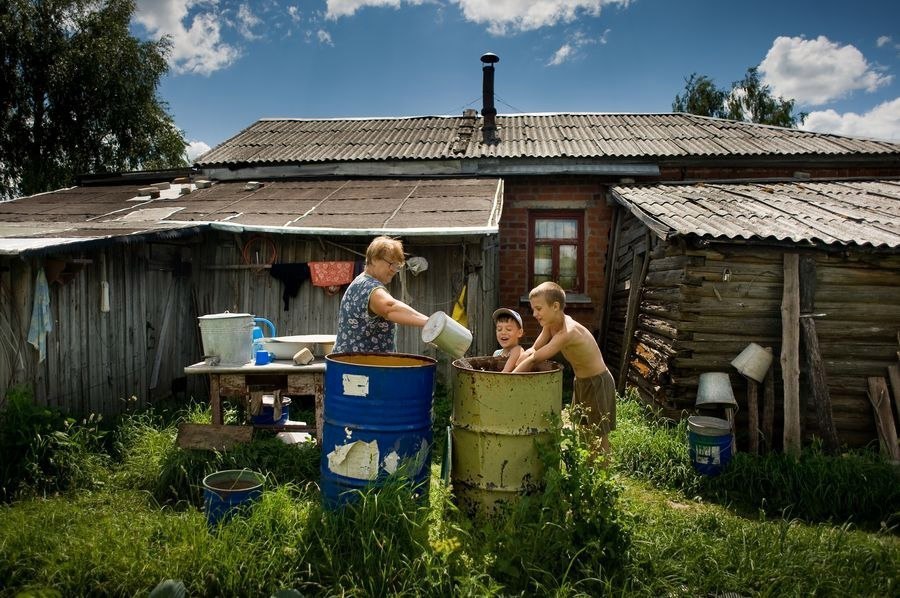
[
  {"left": 604, "top": 179, "right": 900, "bottom": 450},
  {"left": 0, "top": 176, "right": 502, "bottom": 417}
]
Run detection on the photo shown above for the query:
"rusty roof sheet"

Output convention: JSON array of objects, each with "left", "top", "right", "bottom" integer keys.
[
  {"left": 611, "top": 179, "right": 900, "bottom": 249},
  {"left": 0, "top": 178, "right": 503, "bottom": 254},
  {"left": 196, "top": 113, "right": 900, "bottom": 166}
]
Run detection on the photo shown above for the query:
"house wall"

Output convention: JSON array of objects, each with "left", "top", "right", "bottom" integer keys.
[
  {"left": 1, "top": 231, "right": 496, "bottom": 417},
  {"left": 496, "top": 176, "right": 615, "bottom": 346},
  {"left": 604, "top": 212, "right": 900, "bottom": 449}
]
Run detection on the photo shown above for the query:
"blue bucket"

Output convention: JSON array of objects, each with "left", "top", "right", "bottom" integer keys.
[
  {"left": 250, "top": 396, "right": 291, "bottom": 425},
  {"left": 202, "top": 469, "right": 265, "bottom": 526},
  {"left": 687, "top": 416, "right": 733, "bottom": 476},
  {"left": 321, "top": 352, "right": 436, "bottom": 508}
]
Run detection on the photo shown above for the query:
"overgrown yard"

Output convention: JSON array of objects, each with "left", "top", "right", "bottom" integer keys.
[{"left": 1, "top": 388, "right": 898, "bottom": 597}]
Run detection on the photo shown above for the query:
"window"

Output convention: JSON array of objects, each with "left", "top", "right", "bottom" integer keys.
[{"left": 529, "top": 211, "right": 584, "bottom": 292}]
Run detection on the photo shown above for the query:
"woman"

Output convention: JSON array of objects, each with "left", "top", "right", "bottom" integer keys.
[{"left": 333, "top": 236, "right": 429, "bottom": 353}]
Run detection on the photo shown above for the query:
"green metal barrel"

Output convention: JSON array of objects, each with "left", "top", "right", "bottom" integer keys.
[{"left": 451, "top": 356, "right": 562, "bottom": 516}]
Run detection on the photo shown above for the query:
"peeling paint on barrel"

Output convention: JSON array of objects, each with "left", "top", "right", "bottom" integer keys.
[{"left": 451, "top": 356, "right": 562, "bottom": 516}]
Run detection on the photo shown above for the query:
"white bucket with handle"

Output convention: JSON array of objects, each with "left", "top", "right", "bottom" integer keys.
[{"left": 422, "top": 311, "right": 472, "bottom": 359}]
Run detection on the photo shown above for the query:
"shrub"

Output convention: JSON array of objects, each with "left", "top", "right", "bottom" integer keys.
[{"left": 0, "top": 386, "right": 109, "bottom": 501}]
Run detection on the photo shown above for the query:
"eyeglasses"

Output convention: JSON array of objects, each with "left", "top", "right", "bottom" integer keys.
[{"left": 382, "top": 258, "right": 405, "bottom": 272}]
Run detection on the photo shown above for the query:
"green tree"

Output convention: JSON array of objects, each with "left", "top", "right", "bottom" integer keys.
[
  {"left": 673, "top": 67, "right": 807, "bottom": 128},
  {"left": 0, "top": 0, "right": 187, "bottom": 199}
]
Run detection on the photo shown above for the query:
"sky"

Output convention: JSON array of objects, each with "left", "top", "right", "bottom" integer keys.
[{"left": 130, "top": 0, "right": 900, "bottom": 162}]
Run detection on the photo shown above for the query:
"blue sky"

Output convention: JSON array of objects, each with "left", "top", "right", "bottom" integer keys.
[{"left": 131, "top": 0, "right": 900, "bottom": 161}]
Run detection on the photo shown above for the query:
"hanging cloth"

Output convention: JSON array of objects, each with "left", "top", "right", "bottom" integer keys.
[
  {"left": 309, "top": 261, "right": 355, "bottom": 296},
  {"left": 27, "top": 267, "right": 53, "bottom": 363},
  {"left": 269, "top": 263, "right": 311, "bottom": 311},
  {"left": 451, "top": 284, "right": 468, "bottom": 328}
]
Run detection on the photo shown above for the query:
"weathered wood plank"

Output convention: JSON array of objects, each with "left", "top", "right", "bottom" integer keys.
[
  {"left": 781, "top": 253, "right": 801, "bottom": 457},
  {"left": 176, "top": 423, "right": 253, "bottom": 451},
  {"left": 866, "top": 377, "right": 900, "bottom": 461}
]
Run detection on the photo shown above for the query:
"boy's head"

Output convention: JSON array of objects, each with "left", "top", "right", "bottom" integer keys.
[
  {"left": 528, "top": 282, "right": 566, "bottom": 326},
  {"left": 492, "top": 308, "right": 523, "bottom": 350}
]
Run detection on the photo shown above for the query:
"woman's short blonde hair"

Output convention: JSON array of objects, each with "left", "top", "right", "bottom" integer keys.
[
  {"left": 529, "top": 281, "right": 566, "bottom": 309},
  {"left": 365, "top": 236, "right": 404, "bottom": 265}
]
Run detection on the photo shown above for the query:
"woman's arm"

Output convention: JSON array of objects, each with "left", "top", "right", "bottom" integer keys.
[{"left": 369, "top": 287, "right": 429, "bottom": 327}]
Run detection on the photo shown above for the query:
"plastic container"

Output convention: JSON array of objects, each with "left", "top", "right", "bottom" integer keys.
[
  {"left": 250, "top": 396, "right": 291, "bottom": 425},
  {"left": 202, "top": 469, "right": 265, "bottom": 526},
  {"left": 421, "top": 311, "right": 472, "bottom": 358},
  {"left": 321, "top": 352, "right": 436, "bottom": 508},
  {"left": 198, "top": 312, "right": 253, "bottom": 366},
  {"left": 687, "top": 415, "right": 733, "bottom": 476},
  {"left": 731, "top": 343, "right": 773, "bottom": 383}
]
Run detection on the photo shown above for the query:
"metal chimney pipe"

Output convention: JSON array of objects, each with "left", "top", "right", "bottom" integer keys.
[{"left": 480, "top": 52, "right": 499, "bottom": 138}]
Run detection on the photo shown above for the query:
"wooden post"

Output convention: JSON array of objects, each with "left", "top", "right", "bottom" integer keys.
[
  {"left": 745, "top": 375, "right": 759, "bottom": 455},
  {"left": 867, "top": 377, "right": 900, "bottom": 462},
  {"left": 617, "top": 241, "right": 650, "bottom": 394},
  {"left": 781, "top": 253, "right": 801, "bottom": 457},
  {"left": 799, "top": 255, "right": 839, "bottom": 453},
  {"left": 763, "top": 362, "right": 775, "bottom": 453},
  {"left": 888, "top": 364, "right": 900, "bottom": 428}
]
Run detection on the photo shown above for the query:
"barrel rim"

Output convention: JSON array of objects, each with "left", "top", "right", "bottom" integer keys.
[
  {"left": 452, "top": 357, "right": 563, "bottom": 375},
  {"left": 202, "top": 469, "right": 265, "bottom": 492},
  {"left": 326, "top": 351, "right": 437, "bottom": 367}
]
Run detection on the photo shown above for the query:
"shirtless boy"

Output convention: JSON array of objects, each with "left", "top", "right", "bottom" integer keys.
[{"left": 513, "top": 281, "right": 616, "bottom": 453}]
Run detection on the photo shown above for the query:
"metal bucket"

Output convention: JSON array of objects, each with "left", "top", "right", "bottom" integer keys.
[
  {"left": 320, "top": 352, "right": 436, "bottom": 508},
  {"left": 198, "top": 312, "right": 253, "bottom": 366},
  {"left": 695, "top": 372, "right": 737, "bottom": 407},
  {"left": 422, "top": 311, "right": 472, "bottom": 358},
  {"left": 451, "top": 356, "right": 562, "bottom": 516},
  {"left": 202, "top": 469, "right": 265, "bottom": 526}
]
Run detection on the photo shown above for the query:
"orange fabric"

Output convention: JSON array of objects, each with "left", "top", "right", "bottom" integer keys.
[{"left": 309, "top": 261, "right": 355, "bottom": 295}]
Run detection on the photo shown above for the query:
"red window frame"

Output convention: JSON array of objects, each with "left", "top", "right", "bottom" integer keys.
[{"left": 528, "top": 211, "right": 585, "bottom": 293}]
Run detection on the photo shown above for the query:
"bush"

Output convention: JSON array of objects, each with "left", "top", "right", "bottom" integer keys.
[{"left": 0, "top": 386, "right": 109, "bottom": 501}]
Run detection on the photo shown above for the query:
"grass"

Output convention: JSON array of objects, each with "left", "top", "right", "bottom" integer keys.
[{"left": 0, "top": 388, "right": 898, "bottom": 596}]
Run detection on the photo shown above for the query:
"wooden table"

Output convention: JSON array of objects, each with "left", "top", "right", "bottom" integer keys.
[{"left": 184, "top": 359, "right": 326, "bottom": 442}]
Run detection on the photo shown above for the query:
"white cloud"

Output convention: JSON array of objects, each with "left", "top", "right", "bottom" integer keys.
[
  {"left": 759, "top": 35, "right": 892, "bottom": 106},
  {"left": 186, "top": 140, "right": 212, "bottom": 162},
  {"left": 326, "top": 0, "right": 628, "bottom": 34},
  {"left": 548, "top": 44, "right": 573, "bottom": 66},
  {"left": 801, "top": 98, "right": 900, "bottom": 142},
  {"left": 317, "top": 29, "right": 334, "bottom": 45},
  {"left": 236, "top": 3, "right": 262, "bottom": 40},
  {"left": 876, "top": 35, "right": 891, "bottom": 48},
  {"left": 134, "top": 0, "right": 241, "bottom": 76},
  {"left": 452, "top": 0, "right": 627, "bottom": 35},
  {"left": 288, "top": 5, "right": 302, "bottom": 23},
  {"left": 546, "top": 29, "right": 609, "bottom": 66},
  {"left": 326, "top": 0, "right": 424, "bottom": 20}
]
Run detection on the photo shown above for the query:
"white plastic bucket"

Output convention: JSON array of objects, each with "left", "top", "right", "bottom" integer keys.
[
  {"left": 731, "top": 343, "right": 773, "bottom": 383},
  {"left": 422, "top": 311, "right": 472, "bottom": 358},
  {"left": 198, "top": 312, "right": 253, "bottom": 366}
]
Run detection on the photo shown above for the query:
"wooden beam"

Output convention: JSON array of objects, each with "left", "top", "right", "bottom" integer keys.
[
  {"left": 176, "top": 423, "right": 253, "bottom": 451},
  {"left": 888, "top": 364, "right": 900, "bottom": 428},
  {"left": 762, "top": 351, "right": 775, "bottom": 454},
  {"left": 799, "top": 255, "right": 839, "bottom": 454},
  {"left": 745, "top": 375, "right": 759, "bottom": 455},
  {"left": 866, "top": 377, "right": 900, "bottom": 462},
  {"left": 781, "top": 253, "right": 801, "bottom": 457},
  {"left": 617, "top": 237, "right": 651, "bottom": 394}
]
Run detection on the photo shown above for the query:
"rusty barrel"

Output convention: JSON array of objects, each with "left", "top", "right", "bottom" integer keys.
[
  {"left": 451, "top": 356, "right": 562, "bottom": 515},
  {"left": 321, "top": 352, "right": 436, "bottom": 508}
]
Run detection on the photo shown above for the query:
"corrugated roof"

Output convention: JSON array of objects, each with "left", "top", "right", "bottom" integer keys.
[
  {"left": 0, "top": 178, "right": 503, "bottom": 254},
  {"left": 611, "top": 179, "right": 900, "bottom": 249},
  {"left": 196, "top": 113, "right": 900, "bottom": 166}
]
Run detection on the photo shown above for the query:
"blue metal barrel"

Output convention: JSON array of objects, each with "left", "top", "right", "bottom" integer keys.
[{"left": 321, "top": 352, "right": 436, "bottom": 508}]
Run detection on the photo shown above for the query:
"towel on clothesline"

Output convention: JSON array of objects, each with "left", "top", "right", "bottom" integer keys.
[
  {"left": 309, "top": 261, "right": 355, "bottom": 296},
  {"left": 27, "top": 268, "right": 52, "bottom": 363},
  {"left": 270, "top": 263, "right": 311, "bottom": 311}
]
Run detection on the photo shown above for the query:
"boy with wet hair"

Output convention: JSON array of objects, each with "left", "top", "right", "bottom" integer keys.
[
  {"left": 492, "top": 308, "right": 525, "bottom": 373},
  {"left": 513, "top": 282, "right": 616, "bottom": 453}
]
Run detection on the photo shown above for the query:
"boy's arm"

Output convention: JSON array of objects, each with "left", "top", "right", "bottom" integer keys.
[
  {"left": 513, "top": 329, "right": 567, "bottom": 373},
  {"left": 501, "top": 345, "right": 524, "bottom": 373}
]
